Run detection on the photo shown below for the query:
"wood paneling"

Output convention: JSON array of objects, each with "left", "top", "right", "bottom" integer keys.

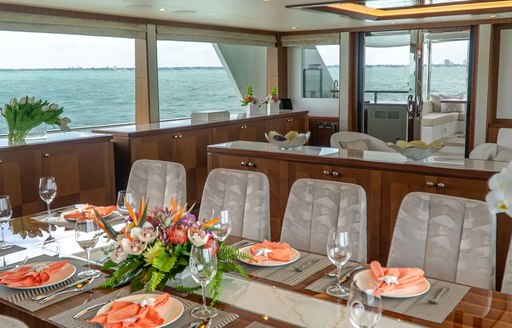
[{"left": 308, "top": 116, "right": 339, "bottom": 147}]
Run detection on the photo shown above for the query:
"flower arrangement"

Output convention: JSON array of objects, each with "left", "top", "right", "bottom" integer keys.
[
  {"left": 240, "top": 85, "right": 260, "bottom": 107},
  {"left": 262, "top": 86, "right": 279, "bottom": 105},
  {"left": 97, "top": 198, "right": 250, "bottom": 303},
  {"left": 1, "top": 96, "right": 71, "bottom": 142},
  {"left": 486, "top": 161, "right": 512, "bottom": 216}
]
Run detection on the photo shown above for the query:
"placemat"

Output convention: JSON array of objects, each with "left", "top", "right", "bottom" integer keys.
[
  {"left": 0, "top": 255, "right": 106, "bottom": 312},
  {"left": 244, "top": 322, "right": 276, "bottom": 328},
  {"left": 0, "top": 244, "right": 26, "bottom": 257},
  {"left": 49, "top": 287, "right": 240, "bottom": 328},
  {"left": 231, "top": 240, "right": 332, "bottom": 286},
  {"left": 306, "top": 274, "right": 470, "bottom": 324}
]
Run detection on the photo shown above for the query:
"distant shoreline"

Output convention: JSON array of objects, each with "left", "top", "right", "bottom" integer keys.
[{"left": 0, "top": 64, "right": 466, "bottom": 71}]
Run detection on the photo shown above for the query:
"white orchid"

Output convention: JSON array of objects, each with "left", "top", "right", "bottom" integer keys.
[
  {"left": 487, "top": 161, "right": 512, "bottom": 216},
  {"left": 110, "top": 241, "right": 129, "bottom": 263},
  {"left": 121, "top": 237, "right": 147, "bottom": 255},
  {"left": 188, "top": 228, "right": 209, "bottom": 247},
  {"left": 130, "top": 222, "right": 158, "bottom": 243}
]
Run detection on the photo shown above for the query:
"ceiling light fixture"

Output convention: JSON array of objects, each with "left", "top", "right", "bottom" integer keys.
[
  {"left": 291, "top": 26, "right": 297, "bottom": 30},
  {"left": 287, "top": 0, "right": 512, "bottom": 21},
  {"left": 159, "top": 8, "right": 166, "bottom": 12}
]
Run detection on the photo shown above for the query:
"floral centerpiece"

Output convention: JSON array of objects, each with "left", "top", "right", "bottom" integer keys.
[
  {"left": 486, "top": 161, "right": 512, "bottom": 216},
  {"left": 1, "top": 96, "right": 71, "bottom": 142},
  {"left": 241, "top": 85, "right": 263, "bottom": 115},
  {"left": 96, "top": 198, "right": 250, "bottom": 303},
  {"left": 263, "top": 86, "right": 279, "bottom": 114}
]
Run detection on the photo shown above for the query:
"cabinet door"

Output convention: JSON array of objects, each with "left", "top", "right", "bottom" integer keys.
[
  {"left": 287, "top": 162, "right": 333, "bottom": 187},
  {"left": 249, "top": 157, "right": 288, "bottom": 241},
  {"left": 268, "top": 117, "right": 289, "bottom": 135},
  {"left": 211, "top": 123, "right": 242, "bottom": 144},
  {"left": 240, "top": 120, "right": 268, "bottom": 142},
  {"left": 41, "top": 141, "right": 114, "bottom": 208},
  {"left": 380, "top": 171, "right": 430, "bottom": 264},
  {"left": 0, "top": 150, "right": 42, "bottom": 216},
  {"left": 433, "top": 176, "right": 488, "bottom": 201},
  {"left": 173, "top": 128, "right": 211, "bottom": 205},
  {"left": 208, "top": 154, "right": 249, "bottom": 171},
  {"left": 131, "top": 134, "right": 173, "bottom": 162},
  {"left": 286, "top": 115, "right": 307, "bottom": 132}
]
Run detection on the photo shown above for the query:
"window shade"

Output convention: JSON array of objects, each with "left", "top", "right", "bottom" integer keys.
[
  {"left": 281, "top": 33, "right": 340, "bottom": 46},
  {"left": 0, "top": 12, "right": 146, "bottom": 39},
  {"left": 157, "top": 26, "right": 276, "bottom": 47}
]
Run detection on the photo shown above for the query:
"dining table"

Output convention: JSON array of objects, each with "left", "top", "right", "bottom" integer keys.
[{"left": 0, "top": 208, "right": 511, "bottom": 328}]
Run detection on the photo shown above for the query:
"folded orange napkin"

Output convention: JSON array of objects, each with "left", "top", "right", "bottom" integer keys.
[
  {"left": 249, "top": 240, "right": 293, "bottom": 263},
  {"left": 370, "top": 261, "right": 426, "bottom": 296},
  {"left": 89, "top": 293, "right": 170, "bottom": 328},
  {"left": 0, "top": 260, "right": 68, "bottom": 288},
  {"left": 64, "top": 205, "right": 117, "bottom": 222}
]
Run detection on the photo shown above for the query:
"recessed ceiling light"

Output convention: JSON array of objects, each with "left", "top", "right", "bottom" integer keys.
[
  {"left": 263, "top": 0, "right": 270, "bottom": 2},
  {"left": 159, "top": 8, "right": 166, "bottom": 12},
  {"left": 171, "top": 10, "right": 197, "bottom": 14},
  {"left": 490, "top": 14, "right": 497, "bottom": 18},
  {"left": 291, "top": 27, "right": 297, "bottom": 30},
  {"left": 391, "top": 21, "right": 396, "bottom": 24}
]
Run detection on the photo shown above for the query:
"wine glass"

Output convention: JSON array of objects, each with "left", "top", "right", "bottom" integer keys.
[
  {"left": 75, "top": 220, "right": 101, "bottom": 278},
  {"left": 211, "top": 210, "right": 231, "bottom": 242},
  {"left": 326, "top": 227, "right": 352, "bottom": 297},
  {"left": 38, "top": 177, "right": 57, "bottom": 221},
  {"left": 189, "top": 245, "right": 218, "bottom": 319},
  {"left": 0, "top": 196, "right": 13, "bottom": 250},
  {"left": 116, "top": 190, "right": 135, "bottom": 215},
  {"left": 348, "top": 280, "right": 382, "bottom": 328}
]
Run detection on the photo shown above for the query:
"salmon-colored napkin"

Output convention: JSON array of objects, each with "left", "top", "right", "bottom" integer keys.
[
  {"left": 0, "top": 260, "right": 68, "bottom": 288},
  {"left": 89, "top": 293, "right": 170, "bottom": 328},
  {"left": 249, "top": 240, "right": 293, "bottom": 263},
  {"left": 369, "top": 261, "right": 426, "bottom": 296},
  {"left": 64, "top": 205, "right": 117, "bottom": 222}
]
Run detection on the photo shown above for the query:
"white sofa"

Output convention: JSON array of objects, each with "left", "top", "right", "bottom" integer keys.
[
  {"left": 469, "top": 128, "right": 512, "bottom": 161},
  {"left": 421, "top": 100, "right": 466, "bottom": 143}
]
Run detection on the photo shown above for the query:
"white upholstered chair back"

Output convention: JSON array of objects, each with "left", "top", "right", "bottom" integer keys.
[
  {"left": 199, "top": 168, "right": 270, "bottom": 241},
  {"left": 388, "top": 192, "right": 496, "bottom": 290},
  {"left": 280, "top": 179, "right": 367, "bottom": 262},
  {"left": 497, "top": 128, "right": 512, "bottom": 152},
  {"left": 126, "top": 159, "right": 186, "bottom": 209},
  {"left": 330, "top": 131, "right": 395, "bottom": 152},
  {"left": 502, "top": 242, "right": 512, "bottom": 294}
]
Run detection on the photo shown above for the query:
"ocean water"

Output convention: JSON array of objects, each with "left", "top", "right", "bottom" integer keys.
[{"left": 0, "top": 66, "right": 467, "bottom": 134}]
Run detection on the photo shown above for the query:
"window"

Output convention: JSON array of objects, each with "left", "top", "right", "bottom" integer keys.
[
  {"left": 0, "top": 31, "right": 135, "bottom": 133},
  {"left": 158, "top": 41, "right": 268, "bottom": 120},
  {"left": 302, "top": 45, "right": 340, "bottom": 98}
]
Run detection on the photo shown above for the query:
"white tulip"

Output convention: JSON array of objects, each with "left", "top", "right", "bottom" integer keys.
[
  {"left": 41, "top": 105, "right": 50, "bottom": 112},
  {"left": 10, "top": 98, "right": 17, "bottom": 106},
  {"left": 49, "top": 103, "right": 59, "bottom": 110},
  {"left": 1, "top": 104, "right": 7, "bottom": 116},
  {"left": 19, "top": 96, "right": 27, "bottom": 105},
  {"left": 28, "top": 97, "right": 35, "bottom": 104}
]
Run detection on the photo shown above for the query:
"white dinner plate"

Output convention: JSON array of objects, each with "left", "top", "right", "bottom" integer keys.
[
  {"left": 96, "top": 293, "right": 184, "bottom": 327},
  {"left": 0, "top": 261, "right": 76, "bottom": 289},
  {"left": 238, "top": 245, "right": 301, "bottom": 267},
  {"left": 353, "top": 269, "right": 430, "bottom": 298}
]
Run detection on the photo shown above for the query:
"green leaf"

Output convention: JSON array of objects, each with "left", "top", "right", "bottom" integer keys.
[
  {"left": 150, "top": 271, "right": 166, "bottom": 291},
  {"left": 152, "top": 252, "right": 177, "bottom": 273},
  {"left": 101, "top": 260, "right": 117, "bottom": 270}
]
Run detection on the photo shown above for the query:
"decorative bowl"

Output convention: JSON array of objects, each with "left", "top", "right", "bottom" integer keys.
[
  {"left": 265, "top": 131, "right": 310, "bottom": 149},
  {"left": 387, "top": 140, "right": 444, "bottom": 161}
]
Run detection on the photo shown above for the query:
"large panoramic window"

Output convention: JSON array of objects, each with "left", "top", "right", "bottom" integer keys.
[
  {"left": 0, "top": 31, "right": 135, "bottom": 133},
  {"left": 302, "top": 45, "right": 340, "bottom": 98},
  {"left": 428, "top": 40, "right": 469, "bottom": 96},
  {"left": 157, "top": 41, "right": 246, "bottom": 120}
]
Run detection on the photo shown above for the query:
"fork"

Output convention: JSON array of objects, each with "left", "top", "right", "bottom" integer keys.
[{"left": 73, "top": 290, "right": 125, "bottom": 319}]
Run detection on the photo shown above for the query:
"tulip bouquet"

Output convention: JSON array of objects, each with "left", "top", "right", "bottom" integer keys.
[
  {"left": 1, "top": 96, "right": 71, "bottom": 142},
  {"left": 486, "top": 161, "right": 512, "bottom": 216},
  {"left": 97, "top": 198, "right": 250, "bottom": 303}
]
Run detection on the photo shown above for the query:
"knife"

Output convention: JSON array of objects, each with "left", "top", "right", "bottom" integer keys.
[
  {"left": 38, "top": 277, "right": 96, "bottom": 304},
  {"left": 338, "top": 265, "right": 364, "bottom": 284},
  {"left": 32, "top": 277, "right": 90, "bottom": 301}
]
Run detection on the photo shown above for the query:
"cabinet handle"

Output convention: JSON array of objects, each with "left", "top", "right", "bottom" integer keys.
[
  {"left": 426, "top": 181, "right": 435, "bottom": 187},
  {"left": 43, "top": 153, "right": 50, "bottom": 158},
  {"left": 0, "top": 160, "right": 2, "bottom": 164},
  {"left": 331, "top": 171, "right": 340, "bottom": 177},
  {"left": 241, "top": 161, "right": 248, "bottom": 166},
  {"left": 178, "top": 134, "right": 183, "bottom": 139},
  {"left": 287, "top": 118, "right": 294, "bottom": 122},
  {"left": 323, "top": 170, "right": 331, "bottom": 176},
  {"left": 248, "top": 162, "right": 256, "bottom": 168},
  {"left": 173, "top": 135, "right": 179, "bottom": 139},
  {"left": 436, "top": 182, "right": 445, "bottom": 189}
]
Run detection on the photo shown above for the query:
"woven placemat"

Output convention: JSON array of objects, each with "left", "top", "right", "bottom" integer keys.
[
  {"left": 49, "top": 287, "right": 239, "bottom": 328},
  {"left": 230, "top": 240, "right": 332, "bottom": 286},
  {"left": 0, "top": 244, "right": 26, "bottom": 257},
  {"left": 244, "top": 322, "right": 276, "bottom": 328},
  {"left": 0, "top": 255, "right": 105, "bottom": 312},
  {"left": 306, "top": 274, "right": 470, "bottom": 324}
]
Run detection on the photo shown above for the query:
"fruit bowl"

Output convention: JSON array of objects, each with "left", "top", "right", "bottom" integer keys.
[
  {"left": 387, "top": 140, "right": 444, "bottom": 161},
  {"left": 265, "top": 131, "right": 310, "bottom": 149}
]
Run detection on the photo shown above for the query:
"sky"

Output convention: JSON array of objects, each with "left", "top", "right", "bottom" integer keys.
[{"left": 0, "top": 31, "right": 468, "bottom": 69}]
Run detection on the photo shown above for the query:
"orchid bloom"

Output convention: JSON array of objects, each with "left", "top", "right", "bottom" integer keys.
[
  {"left": 188, "top": 228, "right": 210, "bottom": 247},
  {"left": 487, "top": 161, "right": 512, "bottom": 216},
  {"left": 110, "top": 241, "right": 129, "bottom": 263},
  {"left": 130, "top": 222, "right": 158, "bottom": 243},
  {"left": 121, "top": 237, "right": 147, "bottom": 256}
]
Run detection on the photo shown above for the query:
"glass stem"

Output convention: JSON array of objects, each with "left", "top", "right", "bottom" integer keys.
[
  {"left": 47, "top": 202, "right": 51, "bottom": 217},
  {"left": 201, "top": 283, "right": 207, "bottom": 309},
  {"left": 86, "top": 249, "right": 91, "bottom": 271},
  {"left": 0, "top": 224, "right": 4, "bottom": 245},
  {"left": 337, "top": 265, "right": 342, "bottom": 288}
]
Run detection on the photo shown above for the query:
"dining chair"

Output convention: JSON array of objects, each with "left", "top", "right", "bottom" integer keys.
[
  {"left": 198, "top": 168, "right": 270, "bottom": 241},
  {"left": 388, "top": 192, "right": 496, "bottom": 290},
  {"left": 502, "top": 242, "right": 512, "bottom": 294},
  {"left": 126, "top": 159, "right": 186, "bottom": 208},
  {"left": 279, "top": 178, "right": 367, "bottom": 262}
]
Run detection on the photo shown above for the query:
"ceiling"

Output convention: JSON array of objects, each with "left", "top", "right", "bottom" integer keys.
[{"left": 0, "top": 0, "right": 511, "bottom": 32}]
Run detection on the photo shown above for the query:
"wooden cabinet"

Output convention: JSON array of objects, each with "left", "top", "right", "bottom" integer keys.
[
  {"left": 211, "top": 118, "right": 269, "bottom": 144},
  {"left": 269, "top": 115, "right": 308, "bottom": 135},
  {"left": 0, "top": 133, "right": 115, "bottom": 217}
]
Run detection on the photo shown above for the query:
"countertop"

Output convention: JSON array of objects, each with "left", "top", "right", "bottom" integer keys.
[{"left": 0, "top": 131, "right": 112, "bottom": 150}]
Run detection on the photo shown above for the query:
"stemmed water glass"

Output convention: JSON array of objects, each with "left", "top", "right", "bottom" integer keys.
[
  {"left": 326, "top": 227, "right": 352, "bottom": 297},
  {"left": 38, "top": 177, "right": 57, "bottom": 221},
  {"left": 0, "top": 196, "right": 13, "bottom": 250},
  {"left": 189, "top": 245, "right": 218, "bottom": 319},
  {"left": 211, "top": 210, "right": 232, "bottom": 242},
  {"left": 347, "top": 280, "right": 382, "bottom": 328},
  {"left": 75, "top": 220, "right": 101, "bottom": 278},
  {"left": 116, "top": 190, "right": 135, "bottom": 215}
]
